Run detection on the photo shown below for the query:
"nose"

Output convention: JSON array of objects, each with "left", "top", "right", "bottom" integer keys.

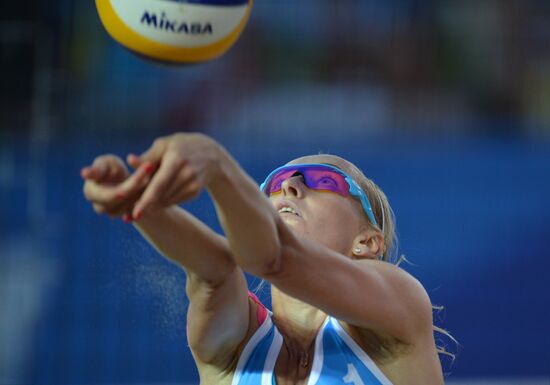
[{"left": 281, "top": 175, "right": 305, "bottom": 198}]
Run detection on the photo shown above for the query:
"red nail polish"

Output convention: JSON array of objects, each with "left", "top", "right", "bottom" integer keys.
[
  {"left": 144, "top": 163, "right": 154, "bottom": 173},
  {"left": 122, "top": 214, "right": 132, "bottom": 223},
  {"left": 134, "top": 210, "right": 143, "bottom": 220},
  {"left": 115, "top": 192, "right": 125, "bottom": 200}
]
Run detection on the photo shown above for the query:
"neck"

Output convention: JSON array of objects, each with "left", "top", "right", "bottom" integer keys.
[{"left": 271, "top": 287, "right": 326, "bottom": 350}]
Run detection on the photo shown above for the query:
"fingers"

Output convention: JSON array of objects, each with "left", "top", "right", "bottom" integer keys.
[
  {"left": 88, "top": 177, "right": 145, "bottom": 220},
  {"left": 121, "top": 213, "right": 134, "bottom": 223},
  {"left": 132, "top": 154, "right": 188, "bottom": 219},
  {"left": 93, "top": 199, "right": 136, "bottom": 220},
  {"left": 130, "top": 167, "right": 200, "bottom": 220},
  {"left": 84, "top": 135, "right": 204, "bottom": 221},
  {"left": 113, "top": 161, "right": 155, "bottom": 200},
  {"left": 127, "top": 139, "right": 165, "bottom": 170},
  {"left": 80, "top": 163, "right": 108, "bottom": 181},
  {"left": 83, "top": 162, "right": 153, "bottom": 208},
  {"left": 126, "top": 153, "right": 142, "bottom": 169},
  {"left": 163, "top": 174, "right": 202, "bottom": 204},
  {"left": 81, "top": 155, "right": 128, "bottom": 183},
  {"left": 92, "top": 203, "right": 106, "bottom": 215},
  {"left": 106, "top": 200, "right": 136, "bottom": 218},
  {"left": 83, "top": 179, "right": 122, "bottom": 205},
  {"left": 139, "top": 137, "right": 168, "bottom": 164},
  {"left": 92, "top": 201, "right": 133, "bottom": 217}
]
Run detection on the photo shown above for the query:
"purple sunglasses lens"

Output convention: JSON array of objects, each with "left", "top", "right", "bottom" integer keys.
[
  {"left": 267, "top": 169, "right": 296, "bottom": 194},
  {"left": 266, "top": 167, "right": 350, "bottom": 196}
]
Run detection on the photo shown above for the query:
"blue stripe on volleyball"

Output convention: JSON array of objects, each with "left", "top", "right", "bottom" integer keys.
[{"left": 163, "top": 0, "right": 248, "bottom": 5}]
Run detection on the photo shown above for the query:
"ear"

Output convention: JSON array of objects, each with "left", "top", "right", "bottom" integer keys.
[{"left": 350, "top": 231, "right": 385, "bottom": 260}]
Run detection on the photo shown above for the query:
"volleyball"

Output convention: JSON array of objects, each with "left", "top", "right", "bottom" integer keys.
[{"left": 95, "top": 0, "right": 253, "bottom": 64}]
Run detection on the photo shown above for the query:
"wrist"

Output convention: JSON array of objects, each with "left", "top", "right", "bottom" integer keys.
[
  {"left": 207, "top": 145, "right": 234, "bottom": 196},
  {"left": 133, "top": 205, "right": 174, "bottom": 226}
]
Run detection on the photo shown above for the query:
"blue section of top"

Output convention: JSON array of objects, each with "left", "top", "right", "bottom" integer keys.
[
  {"left": 235, "top": 322, "right": 275, "bottom": 385},
  {"left": 164, "top": 0, "right": 249, "bottom": 5},
  {"left": 234, "top": 317, "right": 389, "bottom": 385},
  {"left": 318, "top": 319, "right": 388, "bottom": 385}
]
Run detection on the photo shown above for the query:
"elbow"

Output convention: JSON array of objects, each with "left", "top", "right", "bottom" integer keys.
[
  {"left": 241, "top": 239, "right": 283, "bottom": 278},
  {"left": 239, "top": 216, "right": 291, "bottom": 278},
  {"left": 259, "top": 247, "right": 283, "bottom": 278},
  {"left": 246, "top": 218, "right": 297, "bottom": 279}
]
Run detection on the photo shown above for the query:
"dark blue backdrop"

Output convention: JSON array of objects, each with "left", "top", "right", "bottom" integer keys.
[{"left": 2, "top": 134, "right": 548, "bottom": 384}]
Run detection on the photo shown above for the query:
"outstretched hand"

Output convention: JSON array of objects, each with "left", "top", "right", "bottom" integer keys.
[
  {"left": 115, "top": 133, "right": 222, "bottom": 220},
  {"left": 81, "top": 154, "right": 155, "bottom": 221}
]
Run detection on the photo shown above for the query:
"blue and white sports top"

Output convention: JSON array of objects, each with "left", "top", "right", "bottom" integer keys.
[{"left": 231, "top": 314, "right": 394, "bottom": 385}]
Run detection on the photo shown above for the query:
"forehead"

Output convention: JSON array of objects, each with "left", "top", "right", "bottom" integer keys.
[{"left": 287, "top": 155, "right": 352, "bottom": 173}]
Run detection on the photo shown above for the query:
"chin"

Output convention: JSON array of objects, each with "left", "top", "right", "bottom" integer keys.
[{"left": 281, "top": 216, "right": 307, "bottom": 236}]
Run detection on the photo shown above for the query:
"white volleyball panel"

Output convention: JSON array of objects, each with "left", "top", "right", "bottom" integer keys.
[{"left": 109, "top": 0, "right": 249, "bottom": 47}]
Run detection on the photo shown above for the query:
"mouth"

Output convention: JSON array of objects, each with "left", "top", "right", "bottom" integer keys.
[
  {"left": 279, "top": 207, "right": 299, "bottom": 216},
  {"left": 276, "top": 202, "right": 301, "bottom": 217}
]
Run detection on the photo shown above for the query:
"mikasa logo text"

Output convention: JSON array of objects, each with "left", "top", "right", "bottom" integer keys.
[{"left": 140, "top": 11, "right": 213, "bottom": 34}]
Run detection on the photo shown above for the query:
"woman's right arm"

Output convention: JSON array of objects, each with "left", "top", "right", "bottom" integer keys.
[
  {"left": 82, "top": 155, "right": 252, "bottom": 367},
  {"left": 135, "top": 207, "right": 251, "bottom": 366}
]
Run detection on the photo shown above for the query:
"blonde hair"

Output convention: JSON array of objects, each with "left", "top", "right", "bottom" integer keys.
[
  {"left": 340, "top": 161, "right": 397, "bottom": 262},
  {"left": 318, "top": 155, "right": 457, "bottom": 361}
]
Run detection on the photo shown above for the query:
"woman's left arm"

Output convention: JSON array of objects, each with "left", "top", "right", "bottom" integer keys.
[
  {"left": 260, "top": 229, "right": 434, "bottom": 343},
  {"left": 130, "top": 133, "right": 433, "bottom": 343},
  {"left": 206, "top": 146, "right": 433, "bottom": 344}
]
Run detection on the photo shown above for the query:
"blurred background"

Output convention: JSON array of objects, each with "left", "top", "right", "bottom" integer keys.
[{"left": 1, "top": 0, "right": 549, "bottom": 384}]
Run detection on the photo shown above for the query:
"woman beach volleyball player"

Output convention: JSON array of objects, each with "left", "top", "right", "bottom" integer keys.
[{"left": 81, "top": 133, "right": 447, "bottom": 385}]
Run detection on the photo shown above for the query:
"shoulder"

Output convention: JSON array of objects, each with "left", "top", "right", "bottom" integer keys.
[
  {"left": 354, "top": 259, "right": 434, "bottom": 339},
  {"left": 359, "top": 259, "right": 432, "bottom": 311}
]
